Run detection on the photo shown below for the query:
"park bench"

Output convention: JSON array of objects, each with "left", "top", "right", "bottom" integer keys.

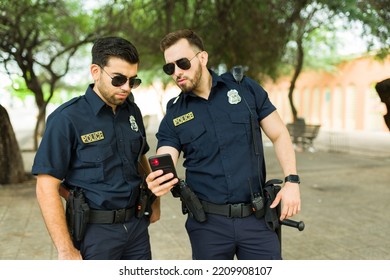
[{"left": 286, "top": 123, "right": 321, "bottom": 152}]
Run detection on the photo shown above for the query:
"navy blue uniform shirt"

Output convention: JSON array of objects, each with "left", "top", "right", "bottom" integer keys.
[
  {"left": 156, "top": 70, "right": 276, "bottom": 204},
  {"left": 32, "top": 84, "right": 149, "bottom": 210}
]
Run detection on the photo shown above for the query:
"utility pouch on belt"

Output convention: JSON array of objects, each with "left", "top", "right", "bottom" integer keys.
[
  {"left": 66, "top": 189, "right": 90, "bottom": 242},
  {"left": 136, "top": 181, "right": 157, "bottom": 218},
  {"left": 263, "top": 179, "right": 283, "bottom": 231},
  {"left": 171, "top": 180, "right": 207, "bottom": 223}
]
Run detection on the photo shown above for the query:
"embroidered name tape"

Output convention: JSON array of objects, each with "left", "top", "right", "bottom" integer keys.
[
  {"left": 173, "top": 112, "right": 194, "bottom": 126},
  {"left": 81, "top": 131, "right": 105, "bottom": 143}
]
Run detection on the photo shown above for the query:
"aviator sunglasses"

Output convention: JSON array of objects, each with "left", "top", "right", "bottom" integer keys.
[
  {"left": 162, "top": 51, "right": 202, "bottom": 75},
  {"left": 100, "top": 67, "right": 142, "bottom": 89}
]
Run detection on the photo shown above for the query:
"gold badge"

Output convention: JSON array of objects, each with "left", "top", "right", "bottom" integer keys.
[
  {"left": 81, "top": 131, "right": 105, "bottom": 144},
  {"left": 173, "top": 112, "right": 194, "bottom": 126}
]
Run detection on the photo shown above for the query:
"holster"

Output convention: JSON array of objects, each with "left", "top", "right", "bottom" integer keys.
[
  {"left": 171, "top": 180, "right": 207, "bottom": 223},
  {"left": 263, "top": 179, "right": 283, "bottom": 231},
  {"left": 65, "top": 189, "right": 90, "bottom": 242}
]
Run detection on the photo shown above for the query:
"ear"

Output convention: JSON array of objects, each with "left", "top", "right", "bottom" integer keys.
[
  {"left": 90, "top": 64, "right": 101, "bottom": 81},
  {"left": 199, "top": 51, "right": 208, "bottom": 66}
]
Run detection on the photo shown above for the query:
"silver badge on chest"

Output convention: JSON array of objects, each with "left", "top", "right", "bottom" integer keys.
[
  {"left": 227, "top": 89, "right": 241, "bottom": 105},
  {"left": 129, "top": 115, "right": 139, "bottom": 132}
]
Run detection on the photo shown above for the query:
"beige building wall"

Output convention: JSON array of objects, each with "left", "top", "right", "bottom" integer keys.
[{"left": 264, "top": 55, "right": 390, "bottom": 132}]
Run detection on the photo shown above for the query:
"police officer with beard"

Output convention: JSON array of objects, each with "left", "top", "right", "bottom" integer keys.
[
  {"left": 32, "top": 37, "right": 159, "bottom": 260},
  {"left": 146, "top": 29, "right": 301, "bottom": 260}
]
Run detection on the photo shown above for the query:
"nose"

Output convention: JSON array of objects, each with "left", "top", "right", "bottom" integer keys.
[
  {"left": 173, "top": 64, "right": 184, "bottom": 77},
  {"left": 119, "top": 81, "right": 132, "bottom": 92}
]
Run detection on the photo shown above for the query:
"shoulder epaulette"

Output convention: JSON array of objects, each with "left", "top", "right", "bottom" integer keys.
[
  {"left": 220, "top": 71, "right": 235, "bottom": 82},
  {"left": 167, "top": 93, "right": 183, "bottom": 108},
  {"left": 58, "top": 96, "right": 82, "bottom": 111}
]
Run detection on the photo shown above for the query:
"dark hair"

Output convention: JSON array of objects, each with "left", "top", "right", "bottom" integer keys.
[
  {"left": 92, "top": 36, "right": 139, "bottom": 67},
  {"left": 160, "top": 29, "right": 204, "bottom": 52},
  {"left": 375, "top": 78, "right": 390, "bottom": 95}
]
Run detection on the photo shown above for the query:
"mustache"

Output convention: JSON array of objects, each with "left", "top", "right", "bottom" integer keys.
[
  {"left": 176, "top": 75, "right": 187, "bottom": 82},
  {"left": 117, "top": 90, "right": 131, "bottom": 94}
]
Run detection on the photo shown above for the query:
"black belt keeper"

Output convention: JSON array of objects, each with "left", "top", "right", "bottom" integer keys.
[
  {"left": 88, "top": 207, "right": 136, "bottom": 224},
  {"left": 201, "top": 201, "right": 256, "bottom": 218}
]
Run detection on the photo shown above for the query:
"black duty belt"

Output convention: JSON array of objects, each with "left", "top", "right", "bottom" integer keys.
[
  {"left": 89, "top": 207, "right": 136, "bottom": 224},
  {"left": 201, "top": 201, "right": 255, "bottom": 218}
]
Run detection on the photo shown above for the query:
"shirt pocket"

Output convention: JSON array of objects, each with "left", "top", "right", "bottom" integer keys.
[
  {"left": 131, "top": 139, "right": 141, "bottom": 154},
  {"left": 78, "top": 145, "right": 114, "bottom": 182},
  {"left": 229, "top": 111, "right": 252, "bottom": 145},
  {"left": 124, "top": 137, "right": 141, "bottom": 161},
  {"left": 178, "top": 123, "right": 209, "bottom": 163}
]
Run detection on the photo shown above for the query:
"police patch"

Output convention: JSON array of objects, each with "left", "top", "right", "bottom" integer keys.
[
  {"left": 227, "top": 89, "right": 241, "bottom": 104},
  {"left": 173, "top": 112, "right": 194, "bottom": 126},
  {"left": 129, "top": 115, "right": 139, "bottom": 132},
  {"left": 81, "top": 131, "right": 104, "bottom": 144}
]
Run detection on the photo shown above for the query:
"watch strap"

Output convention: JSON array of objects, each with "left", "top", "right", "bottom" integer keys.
[{"left": 285, "top": 174, "right": 300, "bottom": 184}]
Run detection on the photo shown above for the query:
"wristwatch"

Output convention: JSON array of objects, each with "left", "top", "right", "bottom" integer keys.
[{"left": 285, "top": 174, "right": 300, "bottom": 184}]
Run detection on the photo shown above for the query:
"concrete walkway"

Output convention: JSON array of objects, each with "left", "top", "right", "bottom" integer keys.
[{"left": 1, "top": 115, "right": 390, "bottom": 260}]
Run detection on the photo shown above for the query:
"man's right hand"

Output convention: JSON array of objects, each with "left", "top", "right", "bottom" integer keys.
[{"left": 146, "top": 170, "right": 179, "bottom": 197}]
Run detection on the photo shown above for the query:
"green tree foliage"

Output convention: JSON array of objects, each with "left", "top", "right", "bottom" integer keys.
[
  {"left": 0, "top": 0, "right": 129, "bottom": 150},
  {"left": 116, "top": 0, "right": 389, "bottom": 84},
  {"left": 118, "top": 0, "right": 307, "bottom": 79},
  {"left": 279, "top": 0, "right": 389, "bottom": 122},
  {"left": 1, "top": 1, "right": 86, "bottom": 149},
  {"left": 327, "top": 0, "right": 389, "bottom": 58}
]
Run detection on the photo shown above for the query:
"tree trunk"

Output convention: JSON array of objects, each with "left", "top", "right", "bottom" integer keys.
[
  {"left": 0, "top": 105, "right": 27, "bottom": 184},
  {"left": 288, "top": 35, "right": 304, "bottom": 124},
  {"left": 33, "top": 104, "right": 47, "bottom": 150}
]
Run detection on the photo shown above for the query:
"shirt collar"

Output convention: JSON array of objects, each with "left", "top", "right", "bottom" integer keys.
[
  {"left": 85, "top": 84, "right": 130, "bottom": 115},
  {"left": 181, "top": 69, "right": 226, "bottom": 102}
]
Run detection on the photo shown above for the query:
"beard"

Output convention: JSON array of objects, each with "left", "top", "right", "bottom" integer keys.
[
  {"left": 96, "top": 81, "right": 129, "bottom": 107},
  {"left": 177, "top": 62, "right": 202, "bottom": 93}
]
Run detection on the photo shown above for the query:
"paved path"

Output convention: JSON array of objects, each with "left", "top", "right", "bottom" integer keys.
[{"left": 1, "top": 114, "right": 390, "bottom": 260}]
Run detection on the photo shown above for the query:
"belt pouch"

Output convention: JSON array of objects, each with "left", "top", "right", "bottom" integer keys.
[
  {"left": 65, "top": 191, "right": 75, "bottom": 238},
  {"left": 179, "top": 181, "right": 207, "bottom": 223},
  {"left": 263, "top": 184, "right": 280, "bottom": 231},
  {"left": 66, "top": 190, "right": 90, "bottom": 242}
]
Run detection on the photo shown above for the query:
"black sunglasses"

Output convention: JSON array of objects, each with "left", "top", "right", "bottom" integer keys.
[
  {"left": 100, "top": 67, "right": 142, "bottom": 89},
  {"left": 163, "top": 51, "right": 202, "bottom": 75}
]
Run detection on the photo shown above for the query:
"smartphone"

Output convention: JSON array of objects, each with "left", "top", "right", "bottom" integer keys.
[{"left": 148, "top": 153, "right": 178, "bottom": 179}]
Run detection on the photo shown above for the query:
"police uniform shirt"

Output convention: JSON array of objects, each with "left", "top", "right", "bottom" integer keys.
[
  {"left": 32, "top": 84, "right": 149, "bottom": 210},
  {"left": 156, "top": 70, "right": 276, "bottom": 204}
]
